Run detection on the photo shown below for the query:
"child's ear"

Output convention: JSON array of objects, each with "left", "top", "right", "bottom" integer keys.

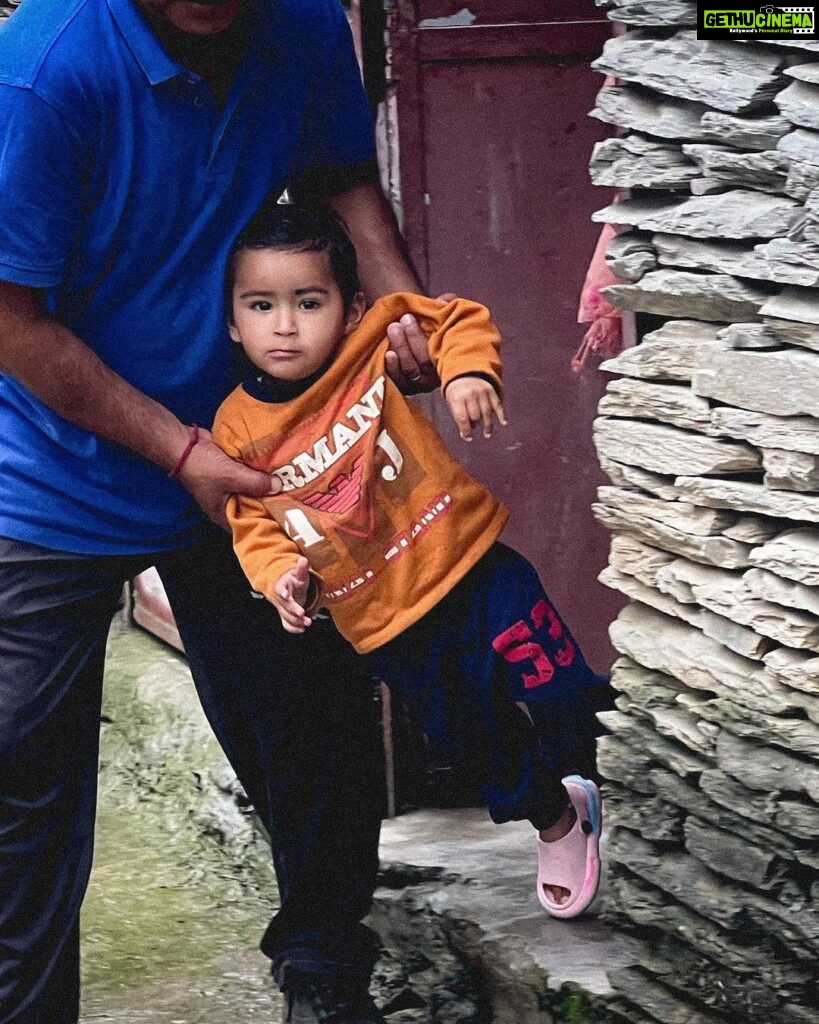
[
  {"left": 343, "top": 292, "right": 366, "bottom": 335},
  {"left": 228, "top": 320, "right": 241, "bottom": 343}
]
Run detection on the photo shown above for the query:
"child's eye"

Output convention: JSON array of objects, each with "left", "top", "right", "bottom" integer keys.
[
  {"left": 300, "top": 299, "right": 321, "bottom": 310},
  {"left": 251, "top": 300, "right": 272, "bottom": 311}
]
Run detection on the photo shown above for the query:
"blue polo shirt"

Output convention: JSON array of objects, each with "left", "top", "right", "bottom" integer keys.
[{"left": 0, "top": 0, "right": 375, "bottom": 553}]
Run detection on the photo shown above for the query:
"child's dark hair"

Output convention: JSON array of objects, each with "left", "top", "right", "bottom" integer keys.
[{"left": 225, "top": 200, "right": 361, "bottom": 314}]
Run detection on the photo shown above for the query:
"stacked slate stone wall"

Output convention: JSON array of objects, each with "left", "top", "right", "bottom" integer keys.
[{"left": 586, "top": 2, "right": 818, "bottom": 1023}]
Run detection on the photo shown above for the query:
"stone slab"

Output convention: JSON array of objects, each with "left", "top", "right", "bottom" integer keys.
[
  {"left": 609, "top": 535, "right": 677, "bottom": 588},
  {"left": 592, "top": 32, "right": 786, "bottom": 113},
  {"left": 653, "top": 233, "right": 819, "bottom": 287},
  {"left": 777, "top": 126, "right": 819, "bottom": 163},
  {"left": 594, "top": 418, "right": 760, "bottom": 476},
  {"left": 590, "top": 135, "right": 699, "bottom": 189},
  {"left": 675, "top": 474, "right": 819, "bottom": 524},
  {"left": 593, "top": 191, "right": 802, "bottom": 239},
  {"left": 599, "top": 0, "right": 697, "bottom": 26},
  {"left": 762, "top": 447, "right": 819, "bottom": 490},
  {"left": 598, "top": 485, "right": 739, "bottom": 537},
  {"left": 599, "top": 377, "right": 712, "bottom": 432},
  {"left": 605, "top": 231, "right": 658, "bottom": 282},
  {"left": 717, "top": 729, "right": 819, "bottom": 802},
  {"left": 598, "top": 455, "right": 681, "bottom": 500},
  {"left": 602, "top": 269, "right": 768, "bottom": 322},
  {"left": 785, "top": 158, "right": 819, "bottom": 202},
  {"left": 751, "top": 526, "right": 819, "bottom": 585},
  {"left": 775, "top": 78, "right": 819, "bottom": 132},
  {"left": 710, "top": 406, "right": 819, "bottom": 455},
  {"left": 693, "top": 343, "right": 819, "bottom": 417},
  {"left": 602, "top": 319, "right": 721, "bottom": 382},
  {"left": 599, "top": 564, "right": 704, "bottom": 628},
  {"left": 760, "top": 286, "right": 819, "bottom": 326},
  {"left": 764, "top": 646, "right": 819, "bottom": 695},
  {"left": 593, "top": 503, "right": 752, "bottom": 568},
  {"left": 716, "top": 323, "right": 783, "bottom": 349},
  {"left": 681, "top": 143, "right": 790, "bottom": 193},
  {"left": 745, "top": 566, "right": 819, "bottom": 616},
  {"left": 589, "top": 84, "right": 710, "bottom": 140},
  {"left": 698, "top": 109, "right": 792, "bottom": 150}
]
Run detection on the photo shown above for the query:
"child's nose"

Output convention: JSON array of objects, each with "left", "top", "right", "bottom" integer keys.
[{"left": 273, "top": 308, "right": 296, "bottom": 334}]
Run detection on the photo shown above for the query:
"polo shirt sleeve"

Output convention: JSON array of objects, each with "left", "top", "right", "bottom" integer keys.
[
  {"left": 303, "top": 6, "right": 375, "bottom": 173},
  {"left": 0, "top": 86, "right": 87, "bottom": 288}
]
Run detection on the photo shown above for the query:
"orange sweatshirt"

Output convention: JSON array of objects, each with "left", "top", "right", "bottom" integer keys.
[{"left": 212, "top": 292, "right": 509, "bottom": 653}]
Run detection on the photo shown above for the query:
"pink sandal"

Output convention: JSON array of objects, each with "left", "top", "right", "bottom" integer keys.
[{"left": 536, "top": 775, "right": 602, "bottom": 919}]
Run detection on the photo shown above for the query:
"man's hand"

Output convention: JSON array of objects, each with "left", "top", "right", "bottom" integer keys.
[
  {"left": 384, "top": 293, "right": 456, "bottom": 394},
  {"left": 175, "top": 426, "right": 281, "bottom": 530},
  {"left": 445, "top": 376, "right": 507, "bottom": 441},
  {"left": 272, "top": 557, "right": 313, "bottom": 634}
]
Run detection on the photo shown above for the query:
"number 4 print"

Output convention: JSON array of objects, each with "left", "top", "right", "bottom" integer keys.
[{"left": 491, "top": 599, "right": 576, "bottom": 689}]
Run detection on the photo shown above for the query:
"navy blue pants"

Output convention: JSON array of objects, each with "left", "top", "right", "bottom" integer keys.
[
  {"left": 0, "top": 527, "right": 382, "bottom": 1024},
  {"left": 368, "top": 543, "right": 613, "bottom": 832}
]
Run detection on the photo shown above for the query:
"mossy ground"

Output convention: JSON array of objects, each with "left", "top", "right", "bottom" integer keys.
[{"left": 79, "top": 617, "right": 281, "bottom": 1022}]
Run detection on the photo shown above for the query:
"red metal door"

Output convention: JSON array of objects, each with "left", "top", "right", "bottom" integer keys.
[{"left": 390, "top": 0, "right": 621, "bottom": 669}]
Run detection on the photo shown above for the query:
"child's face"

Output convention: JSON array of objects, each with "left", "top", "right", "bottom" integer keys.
[{"left": 229, "top": 247, "right": 364, "bottom": 381}]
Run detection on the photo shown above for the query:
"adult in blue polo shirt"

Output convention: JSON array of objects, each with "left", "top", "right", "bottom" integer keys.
[{"left": 0, "top": 1, "right": 431, "bottom": 1021}]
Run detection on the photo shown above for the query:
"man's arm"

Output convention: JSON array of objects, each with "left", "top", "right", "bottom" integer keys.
[
  {"left": 327, "top": 179, "right": 421, "bottom": 301},
  {"left": 0, "top": 281, "right": 276, "bottom": 528},
  {"left": 327, "top": 180, "right": 440, "bottom": 391}
]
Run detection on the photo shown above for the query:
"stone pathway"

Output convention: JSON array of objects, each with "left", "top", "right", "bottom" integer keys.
[{"left": 79, "top": 618, "right": 282, "bottom": 1023}]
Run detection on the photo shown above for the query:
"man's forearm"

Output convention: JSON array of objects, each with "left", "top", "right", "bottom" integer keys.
[
  {"left": 0, "top": 282, "right": 189, "bottom": 470},
  {"left": 328, "top": 180, "right": 423, "bottom": 302}
]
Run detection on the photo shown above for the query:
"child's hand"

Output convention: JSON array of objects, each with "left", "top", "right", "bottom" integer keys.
[
  {"left": 445, "top": 376, "right": 507, "bottom": 441},
  {"left": 273, "top": 557, "right": 313, "bottom": 634}
]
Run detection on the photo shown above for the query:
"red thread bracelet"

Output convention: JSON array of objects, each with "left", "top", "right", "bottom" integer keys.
[{"left": 168, "top": 424, "right": 199, "bottom": 478}]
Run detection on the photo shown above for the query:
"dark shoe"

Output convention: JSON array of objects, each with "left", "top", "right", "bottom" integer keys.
[{"left": 282, "top": 973, "right": 386, "bottom": 1024}]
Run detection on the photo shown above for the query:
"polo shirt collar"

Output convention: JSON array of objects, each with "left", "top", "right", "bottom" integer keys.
[
  {"left": 105, "top": 0, "right": 274, "bottom": 86},
  {"left": 107, "top": 0, "right": 182, "bottom": 85}
]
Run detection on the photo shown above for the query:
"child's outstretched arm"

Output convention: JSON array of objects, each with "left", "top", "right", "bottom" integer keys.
[
  {"left": 445, "top": 375, "right": 507, "bottom": 441},
  {"left": 273, "top": 556, "right": 314, "bottom": 634}
]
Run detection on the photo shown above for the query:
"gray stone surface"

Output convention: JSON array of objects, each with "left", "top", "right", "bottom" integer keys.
[
  {"left": 698, "top": 109, "right": 792, "bottom": 150},
  {"left": 762, "top": 447, "right": 819, "bottom": 490},
  {"left": 653, "top": 233, "right": 819, "bottom": 287},
  {"left": 601, "top": 319, "right": 720, "bottom": 381},
  {"left": 598, "top": 485, "right": 739, "bottom": 537},
  {"left": 608, "top": 534, "right": 677, "bottom": 588},
  {"left": 785, "top": 158, "right": 819, "bottom": 202},
  {"left": 746, "top": 566, "right": 819, "bottom": 617},
  {"left": 376, "top": 808, "right": 631, "bottom": 1011},
  {"left": 592, "top": 32, "right": 786, "bottom": 113},
  {"left": 751, "top": 526, "right": 819, "bottom": 585},
  {"left": 599, "top": 564, "right": 704, "bottom": 627},
  {"left": 778, "top": 126, "right": 819, "bottom": 163},
  {"left": 599, "top": 0, "right": 697, "bottom": 26},
  {"left": 590, "top": 135, "right": 698, "bottom": 189},
  {"left": 605, "top": 231, "right": 657, "bottom": 282},
  {"left": 765, "top": 646, "right": 819, "bottom": 695},
  {"left": 784, "top": 63, "right": 819, "bottom": 86},
  {"left": 681, "top": 143, "right": 790, "bottom": 193},
  {"left": 598, "top": 454, "right": 681, "bottom": 500},
  {"left": 594, "top": 418, "right": 760, "bottom": 476},
  {"left": 593, "top": 500, "right": 752, "bottom": 568},
  {"left": 599, "top": 376, "right": 712, "bottom": 432},
  {"left": 594, "top": 190, "right": 802, "bottom": 238},
  {"left": 760, "top": 285, "right": 819, "bottom": 326},
  {"left": 763, "top": 316, "right": 819, "bottom": 353},
  {"left": 589, "top": 84, "right": 710, "bottom": 140},
  {"left": 716, "top": 322, "right": 783, "bottom": 349},
  {"left": 775, "top": 78, "right": 819, "bottom": 131},
  {"left": 676, "top": 474, "right": 819, "bottom": 523},
  {"left": 710, "top": 406, "right": 819, "bottom": 455},
  {"left": 693, "top": 343, "right": 819, "bottom": 417},
  {"left": 602, "top": 269, "right": 769, "bottom": 322}
]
